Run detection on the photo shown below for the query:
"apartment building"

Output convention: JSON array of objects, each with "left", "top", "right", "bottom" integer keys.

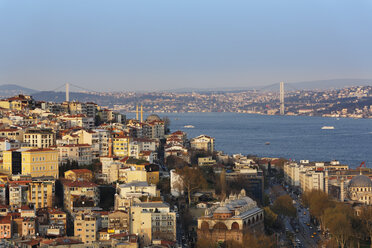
[
  {"left": 57, "top": 144, "right": 92, "bottom": 166},
  {"left": 113, "top": 135, "right": 131, "bottom": 157},
  {"left": 23, "top": 129, "right": 55, "bottom": 148},
  {"left": 0, "top": 184, "right": 6, "bottom": 205},
  {"left": 9, "top": 181, "right": 30, "bottom": 209},
  {"left": 59, "top": 114, "right": 94, "bottom": 129},
  {"left": 0, "top": 215, "right": 12, "bottom": 239},
  {"left": 108, "top": 210, "right": 129, "bottom": 234},
  {"left": 299, "top": 170, "right": 325, "bottom": 192},
  {"left": 28, "top": 176, "right": 55, "bottom": 209},
  {"left": 130, "top": 202, "right": 176, "bottom": 246},
  {"left": 115, "top": 181, "right": 158, "bottom": 211},
  {"left": 76, "top": 129, "right": 110, "bottom": 158},
  {"left": 190, "top": 135, "right": 215, "bottom": 153},
  {"left": 62, "top": 180, "right": 99, "bottom": 213},
  {"left": 74, "top": 212, "right": 98, "bottom": 244},
  {"left": 0, "top": 128, "right": 24, "bottom": 142},
  {"left": 48, "top": 209, "right": 67, "bottom": 235}
]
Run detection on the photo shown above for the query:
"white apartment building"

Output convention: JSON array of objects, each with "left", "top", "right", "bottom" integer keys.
[
  {"left": 23, "top": 129, "right": 55, "bottom": 148},
  {"left": 115, "top": 181, "right": 158, "bottom": 211}
]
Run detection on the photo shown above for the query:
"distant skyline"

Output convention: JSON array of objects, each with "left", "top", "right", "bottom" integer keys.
[{"left": 1, "top": 0, "right": 372, "bottom": 92}]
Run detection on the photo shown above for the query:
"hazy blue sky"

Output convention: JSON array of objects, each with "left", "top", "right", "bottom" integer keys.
[{"left": 1, "top": 0, "right": 372, "bottom": 91}]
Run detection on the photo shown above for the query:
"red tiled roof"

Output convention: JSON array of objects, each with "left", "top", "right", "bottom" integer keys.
[
  {"left": 68, "top": 169, "right": 92, "bottom": 174},
  {"left": 48, "top": 209, "right": 66, "bottom": 215},
  {"left": 0, "top": 215, "right": 11, "bottom": 224},
  {"left": 62, "top": 179, "right": 97, "bottom": 188},
  {"left": 25, "top": 148, "right": 56, "bottom": 152},
  {"left": 59, "top": 144, "right": 91, "bottom": 147},
  {"left": 21, "top": 205, "right": 33, "bottom": 210}
]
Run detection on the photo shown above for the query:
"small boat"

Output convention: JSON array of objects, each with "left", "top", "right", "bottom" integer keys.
[
  {"left": 265, "top": 142, "right": 270, "bottom": 145},
  {"left": 321, "top": 126, "right": 335, "bottom": 130},
  {"left": 184, "top": 125, "right": 195, "bottom": 128}
]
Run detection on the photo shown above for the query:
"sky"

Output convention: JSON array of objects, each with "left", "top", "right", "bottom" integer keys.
[{"left": 0, "top": 0, "right": 372, "bottom": 92}]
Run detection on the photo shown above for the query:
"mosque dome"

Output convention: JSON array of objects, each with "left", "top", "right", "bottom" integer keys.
[
  {"left": 146, "top": 114, "right": 161, "bottom": 122},
  {"left": 349, "top": 175, "right": 372, "bottom": 188},
  {"left": 214, "top": 206, "right": 231, "bottom": 214}
]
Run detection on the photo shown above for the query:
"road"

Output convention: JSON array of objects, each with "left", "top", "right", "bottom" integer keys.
[{"left": 290, "top": 192, "right": 325, "bottom": 248}]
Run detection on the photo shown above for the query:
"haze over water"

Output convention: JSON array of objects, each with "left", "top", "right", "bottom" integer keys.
[{"left": 127, "top": 112, "right": 372, "bottom": 168}]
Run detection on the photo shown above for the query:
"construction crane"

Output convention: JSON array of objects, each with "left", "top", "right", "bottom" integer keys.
[{"left": 358, "top": 161, "right": 366, "bottom": 171}]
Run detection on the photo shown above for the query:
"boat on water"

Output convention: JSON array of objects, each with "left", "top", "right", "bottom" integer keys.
[
  {"left": 321, "top": 126, "right": 335, "bottom": 130},
  {"left": 265, "top": 142, "right": 270, "bottom": 145},
  {"left": 184, "top": 125, "right": 195, "bottom": 128}
]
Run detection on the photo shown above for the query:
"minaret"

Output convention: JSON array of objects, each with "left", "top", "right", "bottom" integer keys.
[
  {"left": 66, "top": 83, "right": 70, "bottom": 102},
  {"left": 140, "top": 105, "right": 143, "bottom": 123},
  {"left": 136, "top": 105, "right": 139, "bottom": 120},
  {"left": 280, "top": 81, "right": 284, "bottom": 115},
  {"left": 340, "top": 177, "right": 345, "bottom": 202},
  {"left": 108, "top": 138, "right": 113, "bottom": 157},
  {"left": 325, "top": 170, "right": 329, "bottom": 194}
]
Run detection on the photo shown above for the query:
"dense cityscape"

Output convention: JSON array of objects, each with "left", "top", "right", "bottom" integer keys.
[
  {"left": 0, "top": 93, "right": 370, "bottom": 247},
  {"left": 3, "top": 84, "right": 371, "bottom": 119}
]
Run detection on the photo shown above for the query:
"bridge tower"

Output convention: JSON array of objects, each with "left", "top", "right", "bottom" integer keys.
[
  {"left": 66, "top": 83, "right": 70, "bottom": 102},
  {"left": 280, "top": 81, "right": 284, "bottom": 115}
]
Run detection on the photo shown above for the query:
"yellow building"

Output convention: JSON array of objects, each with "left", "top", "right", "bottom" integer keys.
[
  {"left": 64, "top": 169, "right": 93, "bottom": 182},
  {"left": 2, "top": 148, "right": 59, "bottom": 179},
  {"left": 0, "top": 95, "right": 33, "bottom": 110},
  {"left": 113, "top": 135, "right": 131, "bottom": 157},
  {"left": 145, "top": 164, "right": 159, "bottom": 185},
  {"left": 28, "top": 176, "right": 55, "bottom": 209}
]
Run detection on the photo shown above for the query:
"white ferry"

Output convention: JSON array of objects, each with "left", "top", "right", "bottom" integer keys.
[
  {"left": 321, "top": 126, "right": 335, "bottom": 130},
  {"left": 184, "top": 125, "right": 195, "bottom": 128}
]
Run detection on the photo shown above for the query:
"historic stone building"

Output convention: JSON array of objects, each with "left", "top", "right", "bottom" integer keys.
[
  {"left": 348, "top": 172, "right": 372, "bottom": 205},
  {"left": 197, "top": 189, "right": 264, "bottom": 244}
]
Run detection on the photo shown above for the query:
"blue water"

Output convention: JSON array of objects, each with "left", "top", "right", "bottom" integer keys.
[{"left": 125, "top": 112, "right": 372, "bottom": 168}]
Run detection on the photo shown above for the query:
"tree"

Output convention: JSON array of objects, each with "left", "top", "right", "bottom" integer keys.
[
  {"left": 272, "top": 195, "right": 296, "bottom": 217},
  {"left": 196, "top": 232, "right": 276, "bottom": 248},
  {"left": 324, "top": 205, "right": 352, "bottom": 248},
  {"left": 302, "top": 190, "right": 333, "bottom": 229},
  {"left": 242, "top": 232, "right": 276, "bottom": 248},
  {"left": 264, "top": 206, "right": 280, "bottom": 233},
  {"left": 360, "top": 206, "right": 372, "bottom": 248},
  {"left": 196, "top": 234, "right": 218, "bottom": 248},
  {"left": 174, "top": 166, "right": 207, "bottom": 206},
  {"left": 157, "top": 177, "right": 170, "bottom": 195},
  {"left": 165, "top": 155, "right": 189, "bottom": 170}
]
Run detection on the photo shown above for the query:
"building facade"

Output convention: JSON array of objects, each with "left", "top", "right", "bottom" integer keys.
[{"left": 197, "top": 190, "right": 264, "bottom": 245}]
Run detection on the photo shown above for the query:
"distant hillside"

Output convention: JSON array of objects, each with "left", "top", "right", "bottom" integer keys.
[
  {"left": 32, "top": 91, "right": 135, "bottom": 107},
  {"left": 0, "top": 84, "right": 39, "bottom": 97},
  {"left": 289, "top": 78, "right": 372, "bottom": 91},
  {"left": 168, "top": 79, "right": 372, "bottom": 92}
]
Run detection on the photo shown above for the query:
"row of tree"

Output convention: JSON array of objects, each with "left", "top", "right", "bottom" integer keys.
[
  {"left": 196, "top": 232, "right": 276, "bottom": 248},
  {"left": 302, "top": 189, "right": 372, "bottom": 248}
]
